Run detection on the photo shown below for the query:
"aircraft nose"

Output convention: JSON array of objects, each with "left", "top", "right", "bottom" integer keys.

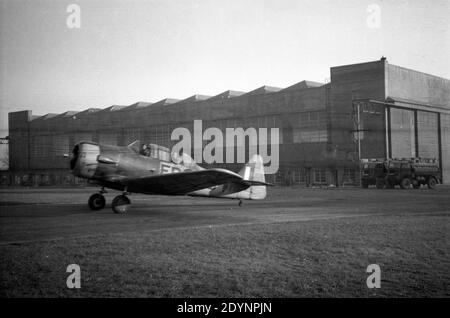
[{"left": 71, "top": 142, "right": 100, "bottom": 179}]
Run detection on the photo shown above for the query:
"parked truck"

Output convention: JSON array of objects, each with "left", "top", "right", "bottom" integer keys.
[{"left": 361, "top": 158, "right": 440, "bottom": 189}]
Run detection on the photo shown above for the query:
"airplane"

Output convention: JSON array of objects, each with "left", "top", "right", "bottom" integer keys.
[{"left": 69, "top": 140, "right": 273, "bottom": 213}]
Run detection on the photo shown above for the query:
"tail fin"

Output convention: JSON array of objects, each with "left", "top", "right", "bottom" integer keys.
[{"left": 237, "top": 154, "right": 267, "bottom": 199}]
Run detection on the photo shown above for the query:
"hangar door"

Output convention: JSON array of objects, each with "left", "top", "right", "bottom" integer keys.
[
  {"left": 441, "top": 114, "right": 450, "bottom": 184},
  {"left": 417, "top": 111, "right": 439, "bottom": 159},
  {"left": 390, "top": 108, "right": 415, "bottom": 158}
]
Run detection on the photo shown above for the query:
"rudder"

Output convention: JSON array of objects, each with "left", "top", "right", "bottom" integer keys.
[{"left": 238, "top": 154, "right": 266, "bottom": 199}]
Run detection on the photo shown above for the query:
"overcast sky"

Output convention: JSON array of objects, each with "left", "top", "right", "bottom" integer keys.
[{"left": 1, "top": 0, "right": 449, "bottom": 137}]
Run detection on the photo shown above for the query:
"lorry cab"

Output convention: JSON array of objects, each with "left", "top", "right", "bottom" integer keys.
[{"left": 361, "top": 159, "right": 387, "bottom": 188}]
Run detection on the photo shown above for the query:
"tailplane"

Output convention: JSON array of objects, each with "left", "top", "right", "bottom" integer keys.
[
  {"left": 237, "top": 154, "right": 269, "bottom": 199},
  {"left": 187, "top": 154, "right": 273, "bottom": 200}
]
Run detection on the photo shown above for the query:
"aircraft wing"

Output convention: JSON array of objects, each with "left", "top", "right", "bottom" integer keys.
[{"left": 121, "top": 168, "right": 244, "bottom": 195}]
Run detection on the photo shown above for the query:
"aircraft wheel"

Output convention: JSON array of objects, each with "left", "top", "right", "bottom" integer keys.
[
  {"left": 88, "top": 193, "right": 106, "bottom": 210},
  {"left": 112, "top": 195, "right": 131, "bottom": 214}
]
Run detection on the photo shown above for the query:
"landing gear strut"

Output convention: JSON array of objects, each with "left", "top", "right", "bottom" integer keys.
[
  {"left": 238, "top": 199, "right": 243, "bottom": 207},
  {"left": 88, "top": 193, "right": 106, "bottom": 210}
]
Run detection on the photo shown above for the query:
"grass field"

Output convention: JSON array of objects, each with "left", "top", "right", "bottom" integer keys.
[{"left": 0, "top": 187, "right": 449, "bottom": 297}]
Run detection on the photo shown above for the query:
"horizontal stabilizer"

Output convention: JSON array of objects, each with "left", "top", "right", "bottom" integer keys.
[{"left": 241, "top": 180, "right": 274, "bottom": 187}]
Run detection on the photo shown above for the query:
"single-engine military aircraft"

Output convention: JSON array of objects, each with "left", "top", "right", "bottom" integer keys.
[{"left": 69, "top": 140, "right": 273, "bottom": 213}]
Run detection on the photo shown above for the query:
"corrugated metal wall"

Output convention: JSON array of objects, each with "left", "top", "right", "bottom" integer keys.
[
  {"left": 441, "top": 114, "right": 450, "bottom": 184},
  {"left": 30, "top": 135, "right": 50, "bottom": 169},
  {"left": 122, "top": 128, "right": 142, "bottom": 145},
  {"left": 97, "top": 131, "right": 118, "bottom": 145},
  {"left": 390, "top": 108, "right": 415, "bottom": 158},
  {"left": 359, "top": 102, "right": 386, "bottom": 159},
  {"left": 51, "top": 134, "right": 70, "bottom": 168},
  {"left": 73, "top": 133, "right": 92, "bottom": 144},
  {"left": 417, "top": 111, "right": 439, "bottom": 159},
  {"left": 30, "top": 134, "right": 69, "bottom": 169}
]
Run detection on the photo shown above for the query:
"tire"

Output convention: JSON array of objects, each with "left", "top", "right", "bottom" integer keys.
[
  {"left": 111, "top": 195, "right": 131, "bottom": 214},
  {"left": 427, "top": 177, "right": 437, "bottom": 189},
  {"left": 88, "top": 193, "right": 106, "bottom": 210},
  {"left": 400, "top": 178, "right": 411, "bottom": 189}
]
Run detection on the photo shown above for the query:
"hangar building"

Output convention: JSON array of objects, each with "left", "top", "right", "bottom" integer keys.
[{"left": 6, "top": 58, "right": 450, "bottom": 186}]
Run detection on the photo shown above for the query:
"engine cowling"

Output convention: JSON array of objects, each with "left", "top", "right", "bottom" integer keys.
[{"left": 70, "top": 142, "right": 100, "bottom": 179}]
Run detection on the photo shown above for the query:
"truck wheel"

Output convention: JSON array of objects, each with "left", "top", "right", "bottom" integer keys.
[
  {"left": 375, "top": 179, "right": 384, "bottom": 189},
  {"left": 400, "top": 178, "right": 411, "bottom": 189},
  {"left": 427, "top": 177, "right": 437, "bottom": 189}
]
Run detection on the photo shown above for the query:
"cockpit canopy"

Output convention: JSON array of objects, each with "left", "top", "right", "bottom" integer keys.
[
  {"left": 139, "top": 142, "right": 196, "bottom": 168},
  {"left": 140, "top": 143, "right": 172, "bottom": 162}
]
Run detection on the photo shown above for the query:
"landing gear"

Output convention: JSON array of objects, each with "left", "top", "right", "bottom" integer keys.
[
  {"left": 238, "top": 199, "right": 243, "bottom": 207},
  {"left": 111, "top": 195, "right": 131, "bottom": 214},
  {"left": 88, "top": 187, "right": 131, "bottom": 213},
  {"left": 88, "top": 193, "right": 106, "bottom": 210}
]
